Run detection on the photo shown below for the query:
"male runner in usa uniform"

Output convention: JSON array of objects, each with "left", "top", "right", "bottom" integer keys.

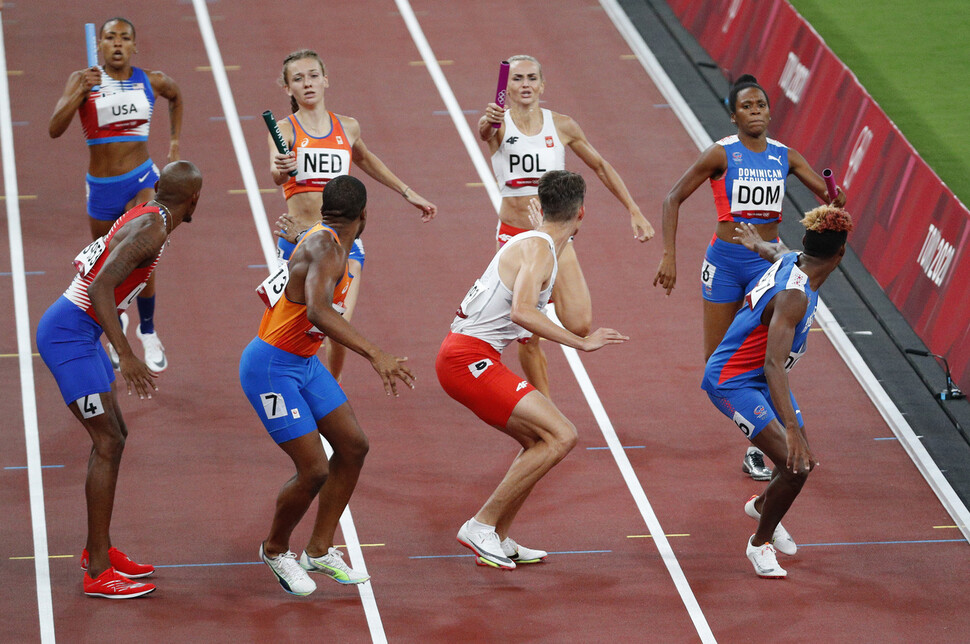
[
  {"left": 240, "top": 175, "right": 414, "bottom": 596},
  {"left": 702, "top": 206, "right": 853, "bottom": 578},
  {"left": 436, "top": 171, "right": 628, "bottom": 569},
  {"left": 36, "top": 161, "right": 202, "bottom": 599}
]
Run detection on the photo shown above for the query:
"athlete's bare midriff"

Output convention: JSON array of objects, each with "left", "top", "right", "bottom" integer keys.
[
  {"left": 87, "top": 141, "right": 150, "bottom": 178},
  {"left": 715, "top": 219, "right": 779, "bottom": 244}
]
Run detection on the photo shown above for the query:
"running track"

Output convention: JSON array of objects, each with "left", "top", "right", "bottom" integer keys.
[{"left": 1, "top": 1, "right": 968, "bottom": 642}]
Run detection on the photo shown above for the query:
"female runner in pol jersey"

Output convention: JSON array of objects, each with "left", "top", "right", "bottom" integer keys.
[
  {"left": 652, "top": 74, "right": 846, "bottom": 480},
  {"left": 479, "top": 55, "right": 654, "bottom": 398},
  {"left": 49, "top": 17, "right": 183, "bottom": 374},
  {"left": 271, "top": 49, "right": 436, "bottom": 381}
]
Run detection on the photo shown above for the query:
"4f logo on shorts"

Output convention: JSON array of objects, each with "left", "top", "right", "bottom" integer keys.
[
  {"left": 468, "top": 359, "right": 493, "bottom": 378},
  {"left": 516, "top": 381, "right": 528, "bottom": 391}
]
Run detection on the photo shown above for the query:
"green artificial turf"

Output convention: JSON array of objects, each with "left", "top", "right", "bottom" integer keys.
[{"left": 789, "top": 0, "right": 970, "bottom": 208}]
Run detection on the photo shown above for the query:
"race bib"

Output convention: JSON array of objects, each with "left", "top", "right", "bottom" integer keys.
[
  {"left": 785, "top": 344, "right": 807, "bottom": 373},
  {"left": 118, "top": 283, "right": 146, "bottom": 312},
  {"left": 700, "top": 260, "right": 717, "bottom": 289},
  {"left": 76, "top": 393, "right": 105, "bottom": 419},
  {"left": 730, "top": 178, "right": 785, "bottom": 214},
  {"left": 256, "top": 263, "right": 289, "bottom": 308},
  {"left": 95, "top": 88, "right": 150, "bottom": 130},
  {"left": 260, "top": 392, "right": 288, "bottom": 420},
  {"left": 467, "top": 358, "right": 493, "bottom": 378},
  {"left": 295, "top": 148, "right": 351, "bottom": 186},
  {"left": 456, "top": 279, "right": 486, "bottom": 319},
  {"left": 305, "top": 325, "right": 326, "bottom": 341},
  {"left": 73, "top": 237, "right": 107, "bottom": 276},
  {"left": 745, "top": 259, "right": 783, "bottom": 309},
  {"left": 732, "top": 410, "right": 755, "bottom": 437}
]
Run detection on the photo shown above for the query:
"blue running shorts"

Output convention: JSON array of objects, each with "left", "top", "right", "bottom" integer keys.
[
  {"left": 701, "top": 236, "right": 776, "bottom": 303},
  {"left": 36, "top": 296, "right": 115, "bottom": 405},
  {"left": 239, "top": 337, "right": 347, "bottom": 444},
  {"left": 86, "top": 158, "right": 160, "bottom": 221},
  {"left": 706, "top": 382, "right": 802, "bottom": 439}
]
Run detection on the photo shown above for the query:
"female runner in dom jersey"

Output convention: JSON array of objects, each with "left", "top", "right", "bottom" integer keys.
[{"left": 652, "top": 74, "right": 846, "bottom": 479}]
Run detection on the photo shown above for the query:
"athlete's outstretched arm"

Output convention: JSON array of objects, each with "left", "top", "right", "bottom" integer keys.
[
  {"left": 788, "top": 148, "right": 846, "bottom": 207},
  {"left": 734, "top": 222, "right": 789, "bottom": 263},
  {"left": 87, "top": 219, "right": 167, "bottom": 397},
  {"left": 341, "top": 115, "right": 437, "bottom": 222},
  {"left": 556, "top": 113, "right": 653, "bottom": 242},
  {"left": 301, "top": 239, "right": 414, "bottom": 396},
  {"left": 763, "top": 290, "right": 815, "bottom": 474},
  {"left": 506, "top": 239, "right": 627, "bottom": 352},
  {"left": 653, "top": 144, "right": 727, "bottom": 294}
]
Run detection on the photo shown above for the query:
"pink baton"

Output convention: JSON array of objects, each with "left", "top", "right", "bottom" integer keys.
[
  {"left": 492, "top": 61, "right": 510, "bottom": 129},
  {"left": 822, "top": 168, "right": 838, "bottom": 202}
]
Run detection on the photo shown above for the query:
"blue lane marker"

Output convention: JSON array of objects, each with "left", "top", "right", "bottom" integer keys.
[
  {"left": 409, "top": 549, "right": 611, "bottom": 560},
  {"left": 799, "top": 539, "right": 965, "bottom": 547},
  {"left": 874, "top": 436, "right": 922, "bottom": 441},
  {"left": 587, "top": 446, "right": 645, "bottom": 450},
  {"left": 4, "top": 465, "right": 65, "bottom": 470},
  {"left": 249, "top": 264, "right": 268, "bottom": 269},
  {"left": 0, "top": 271, "right": 44, "bottom": 276}
]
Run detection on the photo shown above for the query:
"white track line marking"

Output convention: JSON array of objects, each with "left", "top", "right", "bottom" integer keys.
[
  {"left": 0, "top": 17, "right": 55, "bottom": 644},
  {"left": 598, "top": 0, "right": 969, "bottom": 543},
  {"left": 190, "top": 2, "right": 385, "bottom": 640},
  {"left": 394, "top": 1, "right": 714, "bottom": 641}
]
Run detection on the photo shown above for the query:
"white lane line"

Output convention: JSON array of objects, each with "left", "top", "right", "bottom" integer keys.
[
  {"left": 190, "top": 0, "right": 275, "bottom": 267},
  {"left": 553, "top": 311, "right": 716, "bottom": 643},
  {"left": 0, "top": 18, "right": 55, "bottom": 644},
  {"left": 394, "top": 1, "right": 714, "bottom": 641},
  {"left": 598, "top": 0, "right": 969, "bottom": 543},
  {"left": 393, "top": 0, "right": 501, "bottom": 213},
  {"left": 189, "top": 2, "right": 386, "bottom": 640}
]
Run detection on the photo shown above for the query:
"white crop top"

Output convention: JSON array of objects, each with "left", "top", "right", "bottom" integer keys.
[{"left": 491, "top": 109, "right": 565, "bottom": 198}]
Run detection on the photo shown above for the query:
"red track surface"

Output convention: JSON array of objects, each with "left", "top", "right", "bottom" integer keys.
[{"left": 1, "top": 1, "right": 968, "bottom": 642}]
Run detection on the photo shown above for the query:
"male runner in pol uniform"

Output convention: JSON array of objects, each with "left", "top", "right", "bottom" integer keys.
[
  {"left": 35, "top": 161, "right": 202, "bottom": 599},
  {"left": 240, "top": 175, "right": 414, "bottom": 596},
  {"left": 436, "top": 171, "right": 628, "bottom": 569},
  {"left": 702, "top": 207, "right": 853, "bottom": 578}
]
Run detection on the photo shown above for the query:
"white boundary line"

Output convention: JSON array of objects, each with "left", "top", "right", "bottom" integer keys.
[
  {"left": 189, "top": 2, "right": 386, "bottom": 640},
  {"left": 394, "top": 1, "right": 715, "bottom": 641},
  {"left": 598, "top": 0, "right": 970, "bottom": 541},
  {"left": 0, "top": 14, "right": 56, "bottom": 644}
]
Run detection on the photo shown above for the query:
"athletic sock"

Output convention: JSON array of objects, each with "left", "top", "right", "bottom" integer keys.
[
  {"left": 137, "top": 295, "right": 156, "bottom": 334},
  {"left": 746, "top": 445, "right": 761, "bottom": 455}
]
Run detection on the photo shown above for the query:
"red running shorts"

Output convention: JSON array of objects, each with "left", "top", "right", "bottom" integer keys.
[{"left": 435, "top": 332, "right": 536, "bottom": 428}]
